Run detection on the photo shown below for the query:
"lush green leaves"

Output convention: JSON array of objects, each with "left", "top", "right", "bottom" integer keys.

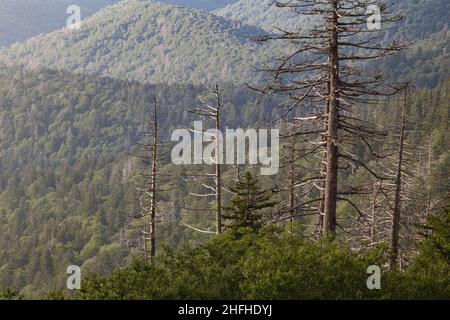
[
  {"left": 77, "top": 227, "right": 450, "bottom": 300},
  {"left": 223, "top": 172, "right": 276, "bottom": 234}
]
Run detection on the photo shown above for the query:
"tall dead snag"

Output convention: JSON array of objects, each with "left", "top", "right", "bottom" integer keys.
[
  {"left": 323, "top": 0, "right": 340, "bottom": 237},
  {"left": 127, "top": 97, "right": 167, "bottom": 264},
  {"left": 387, "top": 85, "right": 428, "bottom": 269},
  {"left": 253, "top": 0, "right": 405, "bottom": 238},
  {"left": 389, "top": 87, "right": 408, "bottom": 269},
  {"left": 184, "top": 84, "right": 223, "bottom": 234},
  {"left": 214, "top": 85, "right": 222, "bottom": 234},
  {"left": 147, "top": 97, "right": 158, "bottom": 261},
  {"left": 271, "top": 124, "right": 320, "bottom": 235},
  {"left": 348, "top": 85, "right": 432, "bottom": 265}
]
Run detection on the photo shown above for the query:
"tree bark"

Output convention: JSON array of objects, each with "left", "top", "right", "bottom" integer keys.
[
  {"left": 390, "top": 89, "right": 408, "bottom": 269},
  {"left": 323, "top": 0, "right": 339, "bottom": 238},
  {"left": 214, "top": 85, "right": 222, "bottom": 234},
  {"left": 149, "top": 97, "right": 158, "bottom": 260}
]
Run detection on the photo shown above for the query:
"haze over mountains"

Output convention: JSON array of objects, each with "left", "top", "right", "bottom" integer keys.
[
  {"left": 0, "top": 0, "right": 447, "bottom": 87},
  {"left": 0, "top": 1, "right": 275, "bottom": 84},
  {"left": 158, "top": 0, "right": 237, "bottom": 10},
  {"left": 216, "top": 0, "right": 449, "bottom": 43},
  {"left": 0, "top": 0, "right": 239, "bottom": 47},
  {"left": 214, "top": 0, "right": 314, "bottom": 33}
]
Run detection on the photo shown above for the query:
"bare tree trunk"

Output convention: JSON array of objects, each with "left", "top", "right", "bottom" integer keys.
[
  {"left": 254, "top": 0, "right": 404, "bottom": 241},
  {"left": 149, "top": 97, "right": 158, "bottom": 260},
  {"left": 214, "top": 84, "right": 222, "bottom": 234},
  {"left": 370, "top": 182, "right": 378, "bottom": 244},
  {"left": 425, "top": 134, "right": 433, "bottom": 218},
  {"left": 323, "top": 0, "right": 339, "bottom": 238},
  {"left": 185, "top": 84, "right": 223, "bottom": 235},
  {"left": 390, "top": 89, "right": 408, "bottom": 269},
  {"left": 287, "top": 146, "right": 296, "bottom": 231}
]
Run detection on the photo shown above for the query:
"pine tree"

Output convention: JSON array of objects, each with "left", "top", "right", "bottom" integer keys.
[{"left": 223, "top": 172, "right": 276, "bottom": 234}]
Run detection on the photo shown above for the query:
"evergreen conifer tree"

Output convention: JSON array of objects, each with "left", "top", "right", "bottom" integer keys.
[{"left": 223, "top": 172, "right": 276, "bottom": 234}]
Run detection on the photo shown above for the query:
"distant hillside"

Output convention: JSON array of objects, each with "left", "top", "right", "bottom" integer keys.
[
  {"left": 214, "top": 0, "right": 315, "bottom": 33},
  {"left": 382, "top": 28, "right": 450, "bottom": 88},
  {"left": 379, "top": 0, "right": 449, "bottom": 88},
  {"left": 159, "top": 0, "right": 238, "bottom": 10},
  {"left": 0, "top": 1, "right": 238, "bottom": 47},
  {"left": 387, "top": 0, "right": 450, "bottom": 42},
  {"left": 1, "top": 0, "right": 447, "bottom": 87},
  {"left": 215, "top": 0, "right": 449, "bottom": 41},
  {"left": 0, "top": 0, "right": 274, "bottom": 84},
  {"left": 0, "top": 63, "right": 447, "bottom": 296},
  {"left": 214, "top": 0, "right": 450, "bottom": 88},
  {"left": 0, "top": 64, "right": 276, "bottom": 296}
]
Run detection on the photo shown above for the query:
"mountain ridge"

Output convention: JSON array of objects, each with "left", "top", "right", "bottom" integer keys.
[
  {"left": 0, "top": 0, "right": 239, "bottom": 47},
  {"left": 214, "top": 0, "right": 313, "bottom": 33},
  {"left": 0, "top": 0, "right": 273, "bottom": 84}
]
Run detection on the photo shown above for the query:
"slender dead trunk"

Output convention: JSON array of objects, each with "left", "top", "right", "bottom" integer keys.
[
  {"left": 149, "top": 97, "right": 158, "bottom": 260},
  {"left": 288, "top": 159, "right": 298, "bottom": 236},
  {"left": 390, "top": 89, "right": 408, "bottom": 269},
  {"left": 214, "top": 84, "right": 222, "bottom": 234},
  {"left": 425, "top": 134, "right": 433, "bottom": 218},
  {"left": 323, "top": 0, "right": 339, "bottom": 238},
  {"left": 370, "top": 182, "right": 377, "bottom": 244},
  {"left": 288, "top": 130, "right": 296, "bottom": 221},
  {"left": 319, "top": 104, "right": 330, "bottom": 234},
  {"left": 185, "top": 85, "right": 224, "bottom": 235}
]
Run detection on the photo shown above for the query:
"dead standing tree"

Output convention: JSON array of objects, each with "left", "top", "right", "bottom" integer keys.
[
  {"left": 253, "top": 0, "right": 405, "bottom": 238},
  {"left": 270, "top": 123, "right": 324, "bottom": 235},
  {"left": 134, "top": 97, "right": 160, "bottom": 263},
  {"left": 381, "top": 85, "right": 427, "bottom": 269},
  {"left": 182, "top": 84, "right": 224, "bottom": 235},
  {"left": 348, "top": 85, "right": 429, "bottom": 268},
  {"left": 389, "top": 86, "right": 409, "bottom": 268},
  {"left": 128, "top": 97, "right": 168, "bottom": 263}
]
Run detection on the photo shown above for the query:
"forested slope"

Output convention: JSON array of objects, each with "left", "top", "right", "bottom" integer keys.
[
  {"left": 0, "top": 1, "right": 273, "bottom": 84},
  {"left": 0, "top": 0, "right": 448, "bottom": 299},
  {"left": 0, "top": 0, "right": 240, "bottom": 47},
  {"left": 0, "top": 65, "right": 276, "bottom": 296},
  {"left": 0, "top": 63, "right": 448, "bottom": 296},
  {"left": 215, "top": 0, "right": 450, "bottom": 88}
]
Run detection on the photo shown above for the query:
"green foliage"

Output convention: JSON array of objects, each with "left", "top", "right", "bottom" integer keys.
[
  {"left": 0, "top": 0, "right": 448, "bottom": 299},
  {"left": 77, "top": 228, "right": 450, "bottom": 300},
  {"left": 45, "top": 290, "right": 67, "bottom": 300},
  {"left": 0, "top": 288, "right": 23, "bottom": 300},
  {"left": 388, "top": 205, "right": 450, "bottom": 299},
  {"left": 79, "top": 258, "right": 173, "bottom": 300},
  {"left": 0, "top": 67, "right": 447, "bottom": 297},
  {"left": 0, "top": 65, "right": 275, "bottom": 296},
  {"left": 223, "top": 172, "right": 276, "bottom": 235},
  {"left": 419, "top": 204, "right": 450, "bottom": 264}
]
